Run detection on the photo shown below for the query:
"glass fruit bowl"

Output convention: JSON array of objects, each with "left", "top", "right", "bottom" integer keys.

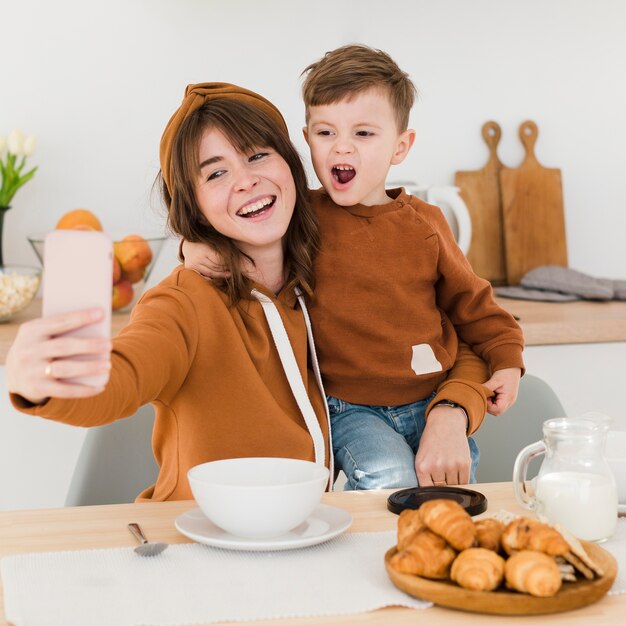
[
  {"left": 0, "top": 265, "right": 42, "bottom": 322},
  {"left": 28, "top": 233, "right": 167, "bottom": 313}
]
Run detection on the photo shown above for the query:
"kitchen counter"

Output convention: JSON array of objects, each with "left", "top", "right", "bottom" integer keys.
[
  {"left": 494, "top": 297, "right": 626, "bottom": 346},
  {"left": 0, "top": 300, "right": 131, "bottom": 365},
  {"left": 1, "top": 297, "right": 626, "bottom": 364}
]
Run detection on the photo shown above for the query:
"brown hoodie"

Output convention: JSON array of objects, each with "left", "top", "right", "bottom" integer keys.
[{"left": 11, "top": 268, "right": 330, "bottom": 501}]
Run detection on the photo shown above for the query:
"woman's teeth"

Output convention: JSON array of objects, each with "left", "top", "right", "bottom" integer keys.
[
  {"left": 238, "top": 196, "right": 275, "bottom": 217},
  {"left": 332, "top": 166, "right": 356, "bottom": 184}
]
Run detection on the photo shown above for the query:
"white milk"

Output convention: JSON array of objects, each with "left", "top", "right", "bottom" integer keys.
[{"left": 535, "top": 471, "right": 617, "bottom": 541}]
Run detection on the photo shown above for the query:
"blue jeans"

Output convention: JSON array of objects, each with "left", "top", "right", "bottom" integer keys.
[{"left": 328, "top": 395, "right": 480, "bottom": 491}]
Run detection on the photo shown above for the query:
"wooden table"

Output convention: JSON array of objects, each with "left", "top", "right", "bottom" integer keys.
[{"left": 0, "top": 483, "right": 622, "bottom": 625}]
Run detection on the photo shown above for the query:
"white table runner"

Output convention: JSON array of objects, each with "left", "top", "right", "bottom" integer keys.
[
  {"left": 605, "top": 517, "right": 626, "bottom": 595},
  {"left": 3, "top": 520, "right": 625, "bottom": 626},
  {"left": 0, "top": 531, "right": 429, "bottom": 626}
]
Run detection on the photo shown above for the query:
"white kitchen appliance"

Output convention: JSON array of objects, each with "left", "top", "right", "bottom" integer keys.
[{"left": 388, "top": 181, "right": 472, "bottom": 255}]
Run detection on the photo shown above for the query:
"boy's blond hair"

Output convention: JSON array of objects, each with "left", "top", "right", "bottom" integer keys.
[{"left": 301, "top": 44, "right": 417, "bottom": 131}]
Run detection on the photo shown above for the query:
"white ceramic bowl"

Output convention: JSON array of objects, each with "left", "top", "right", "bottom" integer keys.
[
  {"left": 188, "top": 457, "right": 329, "bottom": 539},
  {"left": 606, "top": 430, "right": 626, "bottom": 504}
]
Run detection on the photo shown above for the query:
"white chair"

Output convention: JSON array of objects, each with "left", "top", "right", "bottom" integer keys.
[
  {"left": 472, "top": 374, "right": 566, "bottom": 483},
  {"left": 64, "top": 404, "right": 159, "bottom": 506}
]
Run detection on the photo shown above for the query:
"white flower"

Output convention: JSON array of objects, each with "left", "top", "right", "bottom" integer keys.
[
  {"left": 0, "top": 128, "right": 38, "bottom": 206},
  {"left": 22, "top": 134, "right": 37, "bottom": 157},
  {"left": 7, "top": 129, "right": 25, "bottom": 155}
]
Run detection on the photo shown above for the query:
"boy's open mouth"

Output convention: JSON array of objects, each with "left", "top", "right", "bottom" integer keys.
[
  {"left": 332, "top": 165, "right": 356, "bottom": 185},
  {"left": 237, "top": 195, "right": 276, "bottom": 218}
]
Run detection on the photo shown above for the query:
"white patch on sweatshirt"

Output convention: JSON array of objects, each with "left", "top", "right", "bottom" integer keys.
[{"left": 410, "top": 344, "right": 443, "bottom": 376}]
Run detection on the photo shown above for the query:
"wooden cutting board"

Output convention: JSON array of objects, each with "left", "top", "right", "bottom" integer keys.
[
  {"left": 500, "top": 120, "right": 568, "bottom": 285},
  {"left": 455, "top": 121, "right": 507, "bottom": 285}
]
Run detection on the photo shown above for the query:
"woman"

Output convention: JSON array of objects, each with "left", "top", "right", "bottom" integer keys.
[{"left": 6, "top": 83, "right": 331, "bottom": 501}]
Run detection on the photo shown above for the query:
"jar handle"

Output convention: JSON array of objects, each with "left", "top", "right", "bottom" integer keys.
[{"left": 512, "top": 440, "right": 546, "bottom": 510}]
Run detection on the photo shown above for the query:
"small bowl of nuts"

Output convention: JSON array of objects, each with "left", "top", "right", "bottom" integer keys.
[{"left": 0, "top": 265, "right": 42, "bottom": 322}]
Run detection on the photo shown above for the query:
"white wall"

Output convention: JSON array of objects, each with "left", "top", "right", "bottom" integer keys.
[
  {"left": 2, "top": 0, "right": 625, "bottom": 509},
  {"left": 3, "top": 0, "right": 625, "bottom": 278}
]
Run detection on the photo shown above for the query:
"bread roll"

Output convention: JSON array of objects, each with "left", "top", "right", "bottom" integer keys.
[
  {"left": 475, "top": 518, "right": 505, "bottom": 552},
  {"left": 451, "top": 547, "right": 505, "bottom": 591},
  {"left": 419, "top": 499, "right": 476, "bottom": 551},
  {"left": 397, "top": 508, "right": 426, "bottom": 551},
  {"left": 501, "top": 518, "right": 569, "bottom": 556},
  {"left": 504, "top": 550, "right": 562, "bottom": 597},
  {"left": 390, "top": 525, "right": 457, "bottom": 579}
]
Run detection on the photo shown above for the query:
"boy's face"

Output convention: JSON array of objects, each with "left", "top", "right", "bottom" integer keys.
[{"left": 303, "top": 88, "right": 414, "bottom": 207}]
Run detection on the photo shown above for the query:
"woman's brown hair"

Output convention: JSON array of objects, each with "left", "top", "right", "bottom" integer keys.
[{"left": 161, "top": 99, "right": 319, "bottom": 304}]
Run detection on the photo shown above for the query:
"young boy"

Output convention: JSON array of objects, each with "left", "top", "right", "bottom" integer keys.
[{"left": 184, "top": 45, "right": 524, "bottom": 490}]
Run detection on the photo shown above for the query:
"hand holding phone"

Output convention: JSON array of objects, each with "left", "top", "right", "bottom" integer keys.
[{"left": 42, "top": 229, "right": 113, "bottom": 386}]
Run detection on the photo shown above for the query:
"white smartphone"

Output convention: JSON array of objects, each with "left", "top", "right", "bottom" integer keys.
[{"left": 42, "top": 229, "right": 113, "bottom": 386}]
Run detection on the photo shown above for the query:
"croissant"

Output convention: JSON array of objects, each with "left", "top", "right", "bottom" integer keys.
[
  {"left": 397, "top": 508, "right": 427, "bottom": 551},
  {"left": 450, "top": 547, "right": 505, "bottom": 591},
  {"left": 475, "top": 518, "right": 504, "bottom": 553},
  {"left": 504, "top": 550, "right": 562, "bottom": 597},
  {"left": 418, "top": 499, "right": 476, "bottom": 551},
  {"left": 501, "top": 517, "right": 569, "bottom": 557},
  {"left": 390, "top": 525, "right": 457, "bottom": 579}
]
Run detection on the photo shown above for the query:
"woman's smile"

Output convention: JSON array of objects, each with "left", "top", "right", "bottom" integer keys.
[{"left": 236, "top": 194, "right": 277, "bottom": 218}]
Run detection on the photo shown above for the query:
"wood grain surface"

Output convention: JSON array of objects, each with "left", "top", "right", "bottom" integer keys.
[
  {"left": 455, "top": 121, "right": 507, "bottom": 285},
  {"left": 500, "top": 121, "right": 568, "bottom": 285},
  {"left": 385, "top": 541, "right": 617, "bottom": 615},
  {"left": 2, "top": 485, "right": 625, "bottom": 626}
]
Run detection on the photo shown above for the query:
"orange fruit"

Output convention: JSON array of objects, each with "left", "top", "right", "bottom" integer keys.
[
  {"left": 112, "top": 256, "right": 122, "bottom": 284},
  {"left": 56, "top": 209, "right": 103, "bottom": 231},
  {"left": 114, "top": 235, "right": 153, "bottom": 274},
  {"left": 111, "top": 280, "right": 134, "bottom": 310}
]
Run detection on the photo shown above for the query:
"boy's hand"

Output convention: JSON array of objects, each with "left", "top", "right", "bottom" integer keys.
[
  {"left": 414, "top": 407, "right": 471, "bottom": 486},
  {"left": 484, "top": 367, "right": 522, "bottom": 416},
  {"left": 182, "top": 240, "right": 230, "bottom": 280}
]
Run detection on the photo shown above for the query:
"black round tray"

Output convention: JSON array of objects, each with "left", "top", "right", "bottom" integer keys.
[{"left": 387, "top": 486, "right": 487, "bottom": 516}]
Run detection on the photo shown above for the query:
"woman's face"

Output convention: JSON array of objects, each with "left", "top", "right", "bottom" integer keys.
[{"left": 194, "top": 127, "right": 296, "bottom": 258}]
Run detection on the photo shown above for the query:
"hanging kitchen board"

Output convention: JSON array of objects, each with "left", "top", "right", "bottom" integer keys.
[
  {"left": 455, "top": 121, "right": 506, "bottom": 285},
  {"left": 500, "top": 120, "right": 568, "bottom": 285}
]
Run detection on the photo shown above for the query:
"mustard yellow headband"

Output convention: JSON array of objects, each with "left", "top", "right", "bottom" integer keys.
[{"left": 159, "top": 82, "right": 288, "bottom": 194}]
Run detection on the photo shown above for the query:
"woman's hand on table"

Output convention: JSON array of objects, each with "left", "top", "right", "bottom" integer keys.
[
  {"left": 5, "top": 308, "right": 112, "bottom": 404},
  {"left": 414, "top": 406, "right": 471, "bottom": 486}
]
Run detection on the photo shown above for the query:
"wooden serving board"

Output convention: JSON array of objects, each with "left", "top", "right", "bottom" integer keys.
[
  {"left": 500, "top": 120, "right": 568, "bottom": 285},
  {"left": 385, "top": 541, "right": 616, "bottom": 615},
  {"left": 455, "top": 121, "right": 506, "bottom": 285}
]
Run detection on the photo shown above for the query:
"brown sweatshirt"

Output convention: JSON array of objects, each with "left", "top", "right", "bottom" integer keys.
[
  {"left": 11, "top": 267, "right": 330, "bottom": 501},
  {"left": 309, "top": 188, "right": 524, "bottom": 430}
]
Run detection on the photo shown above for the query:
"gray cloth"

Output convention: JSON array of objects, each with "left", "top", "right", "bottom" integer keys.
[
  {"left": 494, "top": 285, "right": 581, "bottom": 302},
  {"left": 614, "top": 280, "right": 626, "bottom": 301},
  {"left": 520, "top": 266, "right": 614, "bottom": 301}
]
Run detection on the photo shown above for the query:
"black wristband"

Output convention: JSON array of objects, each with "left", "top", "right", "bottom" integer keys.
[{"left": 432, "top": 400, "right": 469, "bottom": 431}]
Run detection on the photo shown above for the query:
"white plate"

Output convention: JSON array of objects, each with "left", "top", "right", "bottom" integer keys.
[
  {"left": 618, "top": 503, "right": 626, "bottom": 515},
  {"left": 175, "top": 503, "right": 352, "bottom": 552}
]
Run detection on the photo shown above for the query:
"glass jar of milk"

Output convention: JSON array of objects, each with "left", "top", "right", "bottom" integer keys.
[{"left": 513, "top": 416, "right": 617, "bottom": 542}]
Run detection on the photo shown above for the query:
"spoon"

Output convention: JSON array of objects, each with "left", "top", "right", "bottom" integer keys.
[{"left": 127, "top": 522, "right": 168, "bottom": 557}]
